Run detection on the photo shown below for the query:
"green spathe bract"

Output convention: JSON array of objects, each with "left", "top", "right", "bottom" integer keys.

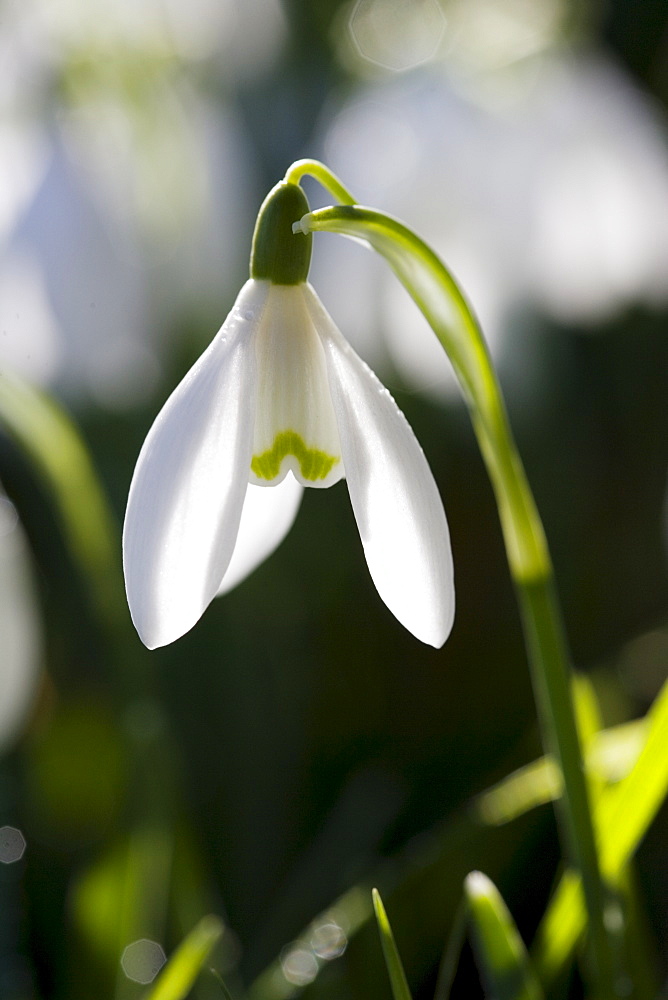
[{"left": 250, "top": 181, "right": 312, "bottom": 284}]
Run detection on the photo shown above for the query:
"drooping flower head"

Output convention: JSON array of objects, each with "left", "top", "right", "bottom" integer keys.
[{"left": 123, "top": 178, "right": 454, "bottom": 648}]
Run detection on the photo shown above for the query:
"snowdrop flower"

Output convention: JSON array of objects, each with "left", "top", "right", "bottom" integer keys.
[{"left": 123, "top": 180, "right": 454, "bottom": 649}]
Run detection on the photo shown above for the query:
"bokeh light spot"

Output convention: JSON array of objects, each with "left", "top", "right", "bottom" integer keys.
[
  {"left": 0, "top": 825, "right": 26, "bottom": 864},
  {"left": 280, "top": 945, "right": 319, "bottom": 986},
  {"left": 121, "top": 939, "right": 166, "bottom": 984},
  {"left": 349, "top": 0, "right": 445, "bottom": 72},
  {"left": 310, "top": 921, "right": 347, "bottom": 960}
]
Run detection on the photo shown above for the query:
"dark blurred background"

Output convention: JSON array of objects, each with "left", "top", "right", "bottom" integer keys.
[{"left": 0, "top": 0, "right": 667, "bottom": 998}]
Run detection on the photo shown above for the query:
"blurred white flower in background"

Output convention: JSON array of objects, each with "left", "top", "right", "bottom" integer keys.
[
  {"left": 0, "top": 123, "right": 48, "bottom": 242},
  {"left": 2, "top": 0, "right": 668, "bottom": 410},
  {"left": 0, "top": 253, "right": 60, "bottom": 386},
  {"left": 314, "top": 2, "right": 668, "bottom": 398},
  {"left": 0, "top": 0, "right": 286, "bottom": 406},
  {"left": 6, "top": 136, "right": 152, "bottom": 406}
]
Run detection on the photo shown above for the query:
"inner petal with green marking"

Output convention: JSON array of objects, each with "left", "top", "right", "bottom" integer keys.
[
  {"left": 252, "top": 431, "right": 339, "bottom": 482},
  {"left": 250, "top": 283, "right": 344, "bottom": 489}
]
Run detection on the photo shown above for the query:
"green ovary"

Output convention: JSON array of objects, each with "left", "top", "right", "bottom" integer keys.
[{"left": 251, "top": 431, "right": 339, "bottom": 482}]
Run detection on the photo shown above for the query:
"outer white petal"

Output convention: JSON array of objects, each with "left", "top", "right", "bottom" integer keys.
[
  {"left": 123, "top": 280, "right": 266, "bottom": 648},
  {"left": 217, "top": 475, "right": 303, "bottom": 595},
  {"left": 304, "top": 285, "right": 455, "bottom": 647}
]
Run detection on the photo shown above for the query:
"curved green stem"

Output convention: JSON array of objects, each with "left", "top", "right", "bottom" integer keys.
[
  {"left": 283, "top": 159, "right": 357, "bottom": 205},
  {"left": 517, "top": 580, "right": 615, "bottom": 995},
  {"left": 296, "top": 206, "right": 548, "bottom": 583},
  {"left": 298, "top": 203, "right": 616, "bottom": 996}
]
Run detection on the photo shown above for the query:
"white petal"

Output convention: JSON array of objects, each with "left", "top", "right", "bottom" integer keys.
[
  {"left": 217, "top": 475, "right": 303, "bottom": 595},
  {"left": 251, "top": 284, "right": 344, "bottom": 488},
  {"left": 123, "top": 280, "right": 266, "bottom": 648},
  {"left": 305, "top": 285, "right": 455, "bottom": 647}
]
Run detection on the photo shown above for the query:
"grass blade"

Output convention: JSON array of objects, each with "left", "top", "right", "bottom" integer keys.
[
  {"left": 465, "top": 872, "right": 544, "bottom": 1000},
  {"left": 145, "top": 915, "right": 224, "bottom": 1000},
  {"left": 372, "top": 888, "right": 413, "bottom": 1000},
  {"left": 0, "top": 375, "right": 123, "bottom": 630},
  {"left": 535, "top": 678, "right": 668, "bottom": 982},
  {"left": 433, "top": 901, "right": 467, "bottom": 1000},
  {"left": 474, "top": 718, "right": 646, "bottom": 827}
]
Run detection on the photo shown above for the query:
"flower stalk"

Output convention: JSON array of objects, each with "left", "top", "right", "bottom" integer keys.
[{"left": 293, "top": 173, "right": 616, "bottom": 995}]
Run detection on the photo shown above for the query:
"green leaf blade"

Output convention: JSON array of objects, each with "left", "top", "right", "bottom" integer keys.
[
  {"left": 0, "top": 375, "right": 123, "bottom": 631},
  {"left": 534, "top": 678, "right": 668, "bottom": 983},
  {"left": 144, "top": 915, "right": 224, "bottom": 1000},
  {"left": 372, "top": 888, "right": 413, "bottom": 1000},
  {"left": 465, "top": 872, "right": 544, "bottom": 1000}
]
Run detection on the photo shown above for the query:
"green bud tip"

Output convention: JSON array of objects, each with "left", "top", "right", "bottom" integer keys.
[{"left": 250, "top": 181, "right": 312, "bottom": 285}]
